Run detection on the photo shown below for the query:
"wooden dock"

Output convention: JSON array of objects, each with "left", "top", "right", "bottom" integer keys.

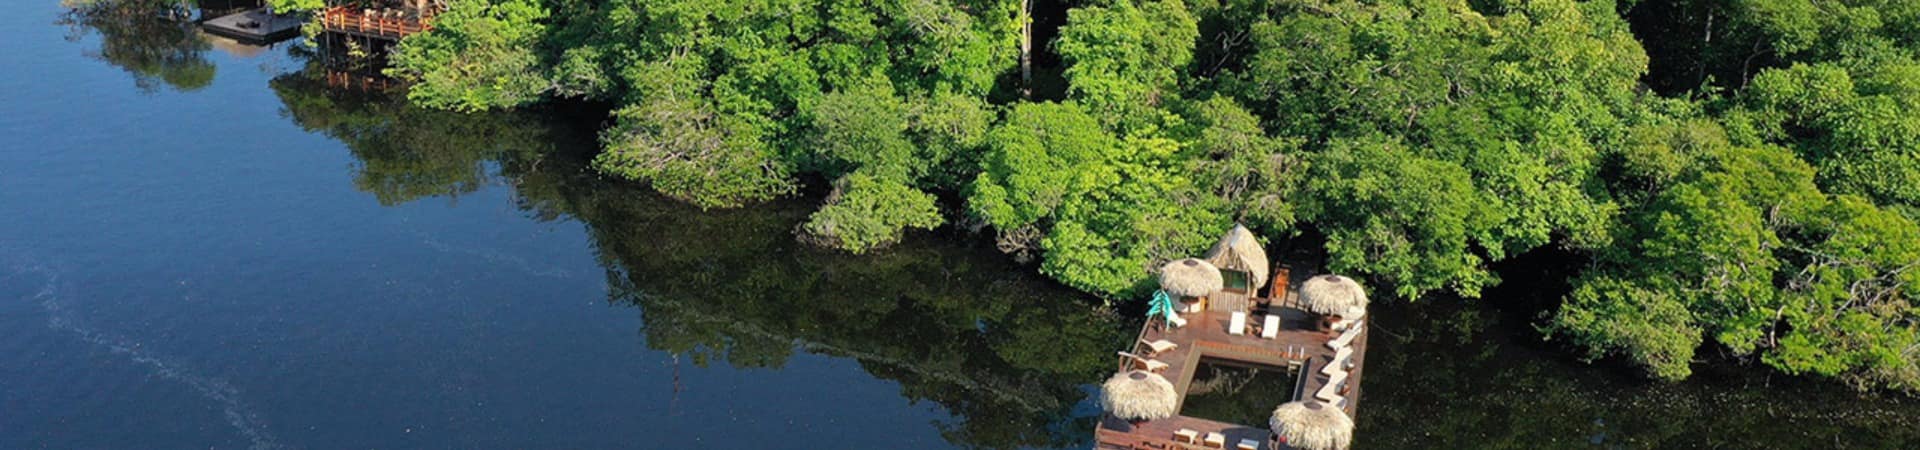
[
  {"left": 1096, "top": 266, "right": 1369, "bottom": 450},
  {"left": 201, "top": 7, "right": 303, "bottom": 43}
]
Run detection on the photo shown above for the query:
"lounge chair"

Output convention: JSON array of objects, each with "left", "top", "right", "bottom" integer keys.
[
  {"left": 1327, "top": 321, "right": 1364, "bottom": 349},
  {"left": 1315, "top": 383, "right": 1341, "bottom": 402},
  {"left": 1204, "top": 432, "right": 1227, "bottom": 448},
  {"left": 1174, "top": 429, "right": 1200, "bottom": 444},
  {"left": 1333, "top": 346, "right": 1354, "bottom": 364},
  {"left": 1139, "top": 339, "right": 1178, "bottom": 355},
  {"left": 1238, "top": 438, "right": 1261, "bottom": 450},
  {"left": 1116, "top": 351, "right": 1169, "bottom": 372},
  {"left": 1261, "top": 314, "right": 1280, "bottom": 339},
  {"left": 1229, "top": 311, "right": 1247, "bottom": 335}
]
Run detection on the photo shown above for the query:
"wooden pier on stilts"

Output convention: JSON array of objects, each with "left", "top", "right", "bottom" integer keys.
[{"left": 318, "top": 0, "right": 443, "bottom": 41}]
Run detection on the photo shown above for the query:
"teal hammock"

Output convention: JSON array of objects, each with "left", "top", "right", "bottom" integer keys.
[{"left": 1146, "top": 290, "right": 1178, "bottom": 324}]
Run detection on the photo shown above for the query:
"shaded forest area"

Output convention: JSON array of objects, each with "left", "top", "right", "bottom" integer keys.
[{"left": 264, "top": 0, "right": 1919, "bottom": 393}]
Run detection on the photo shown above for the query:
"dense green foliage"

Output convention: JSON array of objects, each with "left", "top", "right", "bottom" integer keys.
[
  {"left": 387, "top": 0, "right": 553, "bottom": 111},
  {"left": 381, "top": 0, "right": 1920, "bottom": 391},
  {"left": 267, "top": 66, "right": 1920, "bottom": 448},
  {"left": 267, "top": 0, "right": 324, "bottom": 12}
]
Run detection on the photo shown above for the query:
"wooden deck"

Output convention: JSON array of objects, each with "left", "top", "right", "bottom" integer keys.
[
  {"left": 1097, "top": 266, "right": 1369, "bottom": 450},
  {"left": 319, "top": 6, "right": 435, "bottom": 40},
  {"left": 201, "top": 7, "right": 303, "bottom": 43}
]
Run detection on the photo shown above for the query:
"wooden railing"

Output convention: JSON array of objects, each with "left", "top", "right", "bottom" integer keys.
[
  {"left": 320, "top": 6, "right": 434, "bottom": 38},
  {"left": 1096, "top": 427, "right": 1209, "bottom": 450}
]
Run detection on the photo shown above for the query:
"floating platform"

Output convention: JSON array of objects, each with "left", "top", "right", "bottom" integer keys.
[
  {"left": 201, "top": 8, "right": 303, "bottom": 43},
  {"left": 1096, "top": 266, "right": 1370, "bottom": 450}
]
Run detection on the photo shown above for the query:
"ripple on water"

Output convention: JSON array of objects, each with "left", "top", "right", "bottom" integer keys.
[{"left": 5, "top": 258, "right": 282, "bottom": 450}]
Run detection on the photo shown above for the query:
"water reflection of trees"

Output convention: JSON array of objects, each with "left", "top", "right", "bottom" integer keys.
[
  {"left": 268, "top": 68, "right": 1131, "bottom": 449},
  {"left": 270, "top": 58, "right": 555, "bottom": 206},
  {"left": 1360, "top": 295, "right": 1920, "bottom": 448},
  {"left": 572, "top": 187, "right": 1127, "bottom": 449},
  {"left": 59, "top": 0, "right": 215, "bottom": 92}
]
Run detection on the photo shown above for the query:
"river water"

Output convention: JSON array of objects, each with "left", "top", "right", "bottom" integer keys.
[{"left": 3, "top": 1, "right": 1916, "bottom": 449}]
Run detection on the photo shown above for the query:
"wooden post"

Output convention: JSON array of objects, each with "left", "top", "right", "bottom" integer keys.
[{"left": 1019, "top": 0, "right": 1031, "bottom": 97}]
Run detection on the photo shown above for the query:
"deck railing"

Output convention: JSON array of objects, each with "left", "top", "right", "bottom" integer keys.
[
  {"left": 1096, "top": 427, "right": 1211, "bottom": 450},
  {"left": 320, "top": 6, "right": 434, "bottom": 38}
]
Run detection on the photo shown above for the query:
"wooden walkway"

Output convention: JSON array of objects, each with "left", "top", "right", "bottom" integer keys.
[
  {"left": 1097, "top": 267, "right": 1369, "bottom": 450},
  {"left": 319, "top": 6, "right": 434, "bottom": 40}
]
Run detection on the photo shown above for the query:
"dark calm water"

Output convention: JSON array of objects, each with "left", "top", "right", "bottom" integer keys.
[{"left": 5, "top": 2, "right": 1919, "bottom": 449}]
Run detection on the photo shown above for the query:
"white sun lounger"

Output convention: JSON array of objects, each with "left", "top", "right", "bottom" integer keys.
[
  {"left": 1140, "top": 339, "right": 1178, "bottom": 355},
  {"left": 1117, "top": 351, "right": 1169, "bottom": 372},
  {"left": 1327, "top": 320, "right": 1365, "bottom": 349},
  {"left": 1229, "top": 311, "right": 1247, "bottom": 335},
  {"left": 1261, "top": 314, "right": 1280, "bottom": 339},
  {"left": 1315, "top": 379, "right": 1343, "bottom": 402}
]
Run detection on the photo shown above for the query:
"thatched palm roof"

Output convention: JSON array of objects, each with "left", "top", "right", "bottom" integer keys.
[
  {"left": 1270, "top": 401, "right": 1354, "bottom": 450},
  {"left": 1158, "top": 258, "right": 1223, "bottom": 297},
  {"left": 1100, "top": 370, "right": 1178, "bottom": 420},
  {"left": 1299, "top": 275, "right": 1368, "bottom": 316},
  {"left": 1203, "top": 224, "right": 1270, "bottom": 289}
]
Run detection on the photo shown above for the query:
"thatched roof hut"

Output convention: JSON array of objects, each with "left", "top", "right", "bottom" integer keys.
[
  {"left": 1299, "top": 275, "right": 1368, "bottom": 316},
  {"left": 1100, "top": 370, "right": 1179, "bottom": 421},
  {"left": 1203, "top": 224, "right": 1270, "bottom": 291},
  {"left": 1158, "top": 258, "right": 1223, "bottom": 298},
  {"left": 1269, "top": 401, "right": 1354, "bottom": 450}
]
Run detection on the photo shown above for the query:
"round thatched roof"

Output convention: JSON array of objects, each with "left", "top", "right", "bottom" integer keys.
[
  {"left": 1100, "top": 370, "right": 1178, "bottom": 421},
  {"left": 1204, "top": 224, "right": 1270, "bottom": 289},
  {"left": 1159, "top": 258, "right": 1224, "bottom": 297},
  {"left": 1270, "top": 401, "right": 1354, "bottom": 450},
  {"left": 1299, "top": 275, "right": 1368, "bottom": 316},
  {"left": 1340, "top": 304, "right": 1367, "bottom": 321}
]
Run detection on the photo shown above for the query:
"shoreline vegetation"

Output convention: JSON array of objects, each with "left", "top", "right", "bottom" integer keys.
[{"left": 270, "top": 0, "right": 1917, "bottom": 393}]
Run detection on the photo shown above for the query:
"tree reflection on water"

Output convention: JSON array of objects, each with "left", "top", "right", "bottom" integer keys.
[
  {"left": 59, "top": 0, "right": 216, "bottom": 92},
  {"left": 1359, "top": 268, "right": 1920, "bottom": 449},
  {"left": 269, "top": 64, "right": 1133, "bottom": 449}
]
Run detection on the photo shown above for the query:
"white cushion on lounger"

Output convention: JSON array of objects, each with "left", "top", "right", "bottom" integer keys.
[{"left": 1141, "top": 339, "right": 1178, "bottom": 354}]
